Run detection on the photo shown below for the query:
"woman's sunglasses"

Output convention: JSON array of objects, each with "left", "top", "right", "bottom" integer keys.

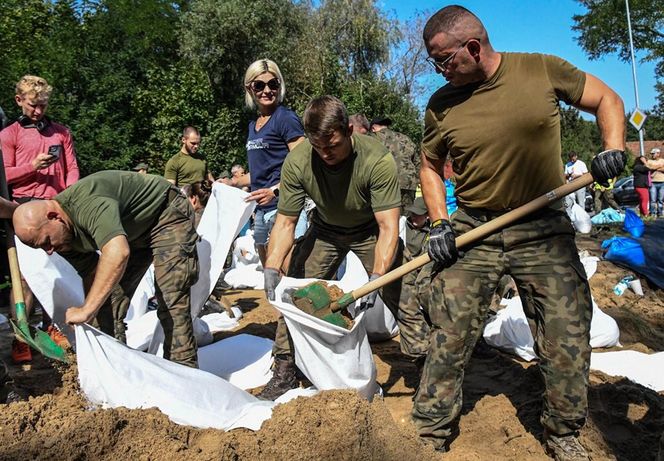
[{"left": 249, "top": 78, "right": 280, "bottom": 93}]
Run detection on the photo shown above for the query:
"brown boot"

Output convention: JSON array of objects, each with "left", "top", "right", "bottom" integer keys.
[
  {"left": 543, "top": 431, "right": 589, "bottom": 461},
  {"left": 257, "top": 354, "right": 299, "bottom": 401}
]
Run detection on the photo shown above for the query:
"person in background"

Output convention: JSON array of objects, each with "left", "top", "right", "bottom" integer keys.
[
  {"left": 348, "top": 114, "right": 370, "bottom": 134},
  {"left": 133, "top": 162, "right": 149, "bottom": 174},
  {"left": 646, "top": 147, "right": 664, "bottom": 217},
  {"left": 0, "top": 74, "right": 79, "bottom": 364},
  {"left": 591, "top": 178, "right": 620, "bottom": 212},
  {"left": 564, "top": 151, "right": 589, "bottom": 208},
  {"left": 633, "top": 154, "right": 651, "bottom": 217},
  {"left": 164, "top": 126, "right": 215, "bottom": 187},
  {"left": 230, "top": 164, "right": 250, "bottom": 192},
  {"left": 181, "top": 180, "right": 212, "bottom": 227},
  {"left": 371, "top": 116, "right": 420, "bottom": 211},
  {"left": 223, "top": 59, "right": 306, "bottom": 267}
]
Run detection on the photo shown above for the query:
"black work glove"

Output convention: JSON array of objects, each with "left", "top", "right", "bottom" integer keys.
[
  {"left": 263, "top": 267, "right": 282, "bottom": 302},
  {"left": 357, "top": 273, "right": 380, "bottom": 312},
  {"left": 590, "top": 149, "right": 627, "bottom": 187},
  {"left": 427, "top": 219, "right": 458, "bottom": 269}
]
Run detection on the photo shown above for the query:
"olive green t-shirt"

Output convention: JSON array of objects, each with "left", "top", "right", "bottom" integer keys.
[
  {"left": 54, "top": 171, "right": 172, "bottom": 254},
  {"left": 422, "top": 52, "right": 586, "bottom": 210},
  {"left": 164, "top": 151, "right": 208, "bottom": 186},
  {"left": 278, "top": 133, "right": 401, "bottom": 229}
]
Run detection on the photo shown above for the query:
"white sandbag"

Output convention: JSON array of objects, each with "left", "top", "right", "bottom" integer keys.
[
  {"left": 483, "top": 297, "right": 620, "bottom": 361},
  {"left": 224, "top": 264, "right": 264, "bottom": 289},
  {"left": 272, "top": 276, "right": 379, "bottom": 400},
  {"left": 232, "top": 232, "right": 260, "bottom": 268},
  {"left": 340, "top": 251, "right": 398, "bottom": 341},
  {"left": 15, "top": 238, "right": 83, "bottom": 345},
  {"left": 0, "top": 313, "right": 10, "bottom": 330},
  {"left": 565, "top": 197, "right": 592, "bottom": 234},
  {"left": 591, "top": 350, "right": 664, "bottom": 392},
  {"left": 198, "top": 334, "right": 273, "bottom": 390},
  {"left": 399, "top": 216, "right": 407, "bottom": 242},
  {"left": 126, "top": 310, "right": 159, "bottom": 351},
  {"left": 76, "top": 324, "right": 275, "bottom": 430},
  {"left": 200, "top": 309, "right": 243, "bottom": 333},
  {"left": 126, "top": 265, "right": 154, "bottom": 322},
  {"left": 189, "top": 183, "right": 255, "bottom": 318},
  {"left": 148, "top": 184, "right": 255, "bottom": 355}
]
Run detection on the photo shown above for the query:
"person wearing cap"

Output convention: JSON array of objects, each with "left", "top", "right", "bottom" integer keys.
[
  {"left": 371, "top": 116, "right": 420, "bottom": 212},
  {"left": 646, "top": 147, "right": 664, "bottom": 217},
  {"left": 133, "top": 162, "right": 149, "bottom": 174}
]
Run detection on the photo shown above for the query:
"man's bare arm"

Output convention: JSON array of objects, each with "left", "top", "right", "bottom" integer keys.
[
  {"left": 264, "top": 213, "right": 298, "bottom": 271},
  {"left": 372, "top": 207, "right": 400, "bottom": 275},
  {"left": 420, "top": 151, "right": 448, "bottom": 221},
  {"left": 575, "top": 73, "right": 625, "bottom": 150}
]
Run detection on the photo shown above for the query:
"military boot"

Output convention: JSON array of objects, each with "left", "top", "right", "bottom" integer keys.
[
  {"left": 257, "top": 354, "right": 299, "bottom": 401},
  {"left": 543, "top": 431, "right": 589, "bottom": 461}
]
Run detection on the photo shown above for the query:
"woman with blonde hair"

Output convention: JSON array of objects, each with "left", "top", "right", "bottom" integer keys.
[{"left": 227, "top": 59, "right": 305, "bottom": 266}]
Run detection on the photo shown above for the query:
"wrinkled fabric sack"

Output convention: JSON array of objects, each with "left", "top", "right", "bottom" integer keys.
[
  {"left": 340, "top": 251, "right": 399, "bottom": 341},
  {"left": 590, "top": 208, "right": 624, "bottom": 225},
  {"left": 76, "top": 324, "right": 292, "bottom": 430},
  {"left": 564, "top": 196, "right": 592, "bottom": 234},
  {"left": 623, "top": 208, "right": 645, "bottom": 238},
  {"left": 591, "top": 350, "right": 664, "bottom": 392},
  {"left": 602, "top": 236, "right": 646, "bottom": 267},
  {"left": 272, "top": 276, "right": 379, "bottom": 399}
]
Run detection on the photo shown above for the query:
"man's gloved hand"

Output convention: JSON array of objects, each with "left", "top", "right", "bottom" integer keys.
[
  {"left": 264, "top": 268, "right": 282, "bottom": 302},
  {"left": 591, "top": 149, "right": 627, "bottom": 187},
  {"left": 427, "top": 218, "right": 458, "bottom": 269},
  {"left": 357, "top": 273, "right": 381, "bottom": 312}
]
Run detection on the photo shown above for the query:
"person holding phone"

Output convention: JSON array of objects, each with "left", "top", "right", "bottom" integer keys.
[{"left": 0, "top": 75, "right": 80, "bottom": 364}]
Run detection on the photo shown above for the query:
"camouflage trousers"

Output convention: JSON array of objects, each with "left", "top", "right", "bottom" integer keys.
[
  {"left": 97, "top": 191, "right": 199, "bottom": 368},
  {"left": 273, "top": 224, "right": 430, "bottom": 359},
  {"left": 412, "top": 208, "right": 592, "bottom": 448}
]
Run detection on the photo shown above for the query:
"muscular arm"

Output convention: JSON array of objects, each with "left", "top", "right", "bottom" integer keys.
[
  {"left": 419, "top": 151, "right": 449, "bottom": 221},
  {"left": 575, "top": 73, "right": 625, "bottom": 150},
  {"left": 372, "top": 207, "right": 400, "bottom": 275},
  {"left": 264, "top": 213, "right": 298, "bottom": 271},
  {"left": 65, "top": 235, "right": 130, "bottom": 324}
]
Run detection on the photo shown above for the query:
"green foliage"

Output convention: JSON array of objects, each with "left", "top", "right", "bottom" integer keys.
[
  {"left": 573, "top": 0, "right": 664, "bottom": 113},
  {"left": 559, "top": 106, "right": 601, "bottom": 167}
]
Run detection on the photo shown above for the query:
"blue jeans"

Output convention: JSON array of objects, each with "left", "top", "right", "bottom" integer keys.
[
  {"left": 253, "top": 208, "right": 308, "bottom": 247},
  {"left": 650, "top": 182, "right": 664, "bottom": 216}
]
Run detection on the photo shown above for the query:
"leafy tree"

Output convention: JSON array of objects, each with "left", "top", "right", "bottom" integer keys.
[
  {"left": 559, "top": 106, "right": 601, "bottom": 166},
  {"left": 572, "top": 0, "right": 664, "bottom": 113}
]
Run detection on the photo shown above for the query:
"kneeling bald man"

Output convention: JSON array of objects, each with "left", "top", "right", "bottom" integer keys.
[{"left": 13, "top": 171, "right": 199, "bottom": 367}]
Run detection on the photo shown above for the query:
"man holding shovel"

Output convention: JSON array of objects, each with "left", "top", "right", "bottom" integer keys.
[
  {"left": 12, "top": 171, "right": 199, "bottom": 368},
  {"left": 259, "top": 96, "right": 430, "bottom": 400},
  {"left": 414, "top": 6, "right": 626, "bottom": 460}
]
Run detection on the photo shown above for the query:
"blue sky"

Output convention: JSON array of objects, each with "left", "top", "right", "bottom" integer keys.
[{"left": 380, "top": 0, "right": 659, "bottom": 113}]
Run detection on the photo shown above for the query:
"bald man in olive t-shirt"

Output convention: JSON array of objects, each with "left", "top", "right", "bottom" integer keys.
[
  {"left": 13, "top": 171, "right": 200, "bottom": 368},
  {"left": 414, "top": 6, "right": 626, "bottom": 457}
]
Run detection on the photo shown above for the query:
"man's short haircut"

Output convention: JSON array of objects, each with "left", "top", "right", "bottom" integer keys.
[
  {"left": 243, "top": 59, "right": 286, "bottom": 110},
  {"left": 348, "top": 114, "right": 370, "bottom": 132},
  {"left": 15, "top": 75, "right": 52, "bottom": 100},
  {"left": 423, "top": 5, "right": 487, "bottom": 45},
  {"left": 182, "top": 126, "right": 199, "bottom": 138},
  {"left": 568, "top": 151, "right": 578, "bottom": 159},
  {"left": 303, "top": 96, "right": 350, "bottom": 139},
  {"left": 231, "top": 164, "right": 245, "bottom": 175}
]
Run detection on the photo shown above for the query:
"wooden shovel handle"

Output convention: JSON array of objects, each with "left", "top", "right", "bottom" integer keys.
[{"left": 341, "top": 173, "right": 594, "bottom": 305}]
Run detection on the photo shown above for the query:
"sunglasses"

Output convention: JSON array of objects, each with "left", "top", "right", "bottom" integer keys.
[
  {"left": 426, "top": 39, "right": 473, "bottom": 73},
  {"left": 249, "top": 78, "right": 280, "bottom": 93}
]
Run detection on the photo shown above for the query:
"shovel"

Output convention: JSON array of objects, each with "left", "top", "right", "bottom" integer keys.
[
  {"left": 288, "top": 173, "right": 594, "bottom": 321},
  {"left": 0, "top": 157, "right": 69, "bottom": 363}
]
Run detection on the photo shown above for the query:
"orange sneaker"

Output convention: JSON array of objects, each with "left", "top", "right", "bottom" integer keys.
[
  {"left": 11, "top": 339, "right": 32, "bottom": 364},
  {"left": 45, "top": 325, "right": 70, "bottom": 348}
]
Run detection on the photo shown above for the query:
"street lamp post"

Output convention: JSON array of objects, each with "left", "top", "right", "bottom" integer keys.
[{"left": 625, "top": 0, "right": 645, "bottom": 157}]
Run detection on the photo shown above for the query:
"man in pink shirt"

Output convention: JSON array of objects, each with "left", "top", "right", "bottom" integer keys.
[{"left": 0, "top": 75, "right": 79, "bottom": 363}]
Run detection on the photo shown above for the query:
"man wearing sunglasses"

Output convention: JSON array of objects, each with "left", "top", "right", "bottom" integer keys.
[{"left": 414, "top": 5, "right": 626, "bottom": 460}]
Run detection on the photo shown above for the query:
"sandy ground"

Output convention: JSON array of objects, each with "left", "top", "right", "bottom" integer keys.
[{"left": 0, "top": 228, "right": 662, "bottom": 460}]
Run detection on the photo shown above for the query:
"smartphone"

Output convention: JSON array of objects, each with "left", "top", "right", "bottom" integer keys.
[{"left": 48, "top": 145, "right": 62, "bottom": 159}]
